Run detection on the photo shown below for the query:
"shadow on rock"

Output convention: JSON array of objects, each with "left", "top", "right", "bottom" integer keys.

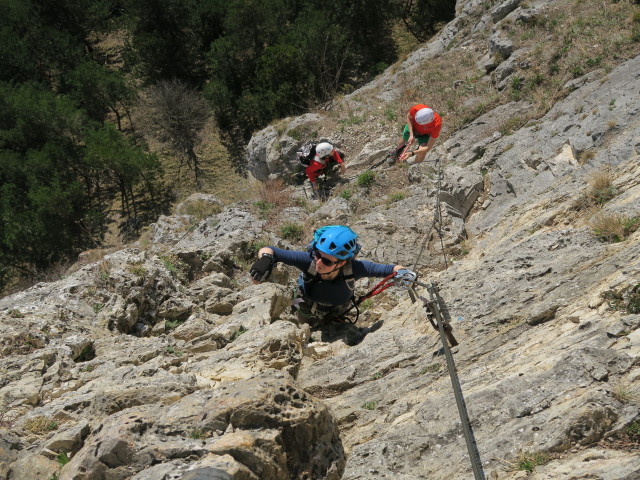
[{"left": 314, "top": 319, "right": 384, "bottom": 346}]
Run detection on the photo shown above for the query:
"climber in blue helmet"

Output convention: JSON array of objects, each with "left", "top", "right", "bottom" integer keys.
[{"left": 249, "top": 225, "right": 414, "bottom": 326}]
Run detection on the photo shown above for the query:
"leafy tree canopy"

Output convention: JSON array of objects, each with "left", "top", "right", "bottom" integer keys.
[{"left": 121, "top": 0, "right": 455, "bottom": 137}]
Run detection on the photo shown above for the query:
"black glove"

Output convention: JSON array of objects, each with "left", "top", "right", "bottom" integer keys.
[{"left": 250, "top": 253, "right": 274, "bottom": 282}]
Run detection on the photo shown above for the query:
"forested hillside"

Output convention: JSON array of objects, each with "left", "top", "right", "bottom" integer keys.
[{"left": 0, "top": 0, "right": 455, "bottom": 293}]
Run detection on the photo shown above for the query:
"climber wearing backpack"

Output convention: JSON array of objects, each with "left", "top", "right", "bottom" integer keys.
[
  {"left": 298, "top": 141, "right": 347, "bottom": 194},
  {"left": 249, "top": 225, "right": 414, "bottom": 327},
  {"left": 395, "top": 104, "right": 442, "bottom": 164}
]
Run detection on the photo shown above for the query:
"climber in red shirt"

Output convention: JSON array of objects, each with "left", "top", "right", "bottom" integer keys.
[
  {"left": 398, "top": 104, "right": 442, "bottom": 163},
  {"left": 305, "top": 142, "right": 346, "bottom": 193}
]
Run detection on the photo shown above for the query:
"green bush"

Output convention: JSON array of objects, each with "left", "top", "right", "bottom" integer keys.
[
  {"left": 56, "top": 452, "right": 70, "bottom": 467},
  {"left": 254, "top": 201, "right": 274, "bottom": 219},
  {"left": 628, "top": 287, "right": 640, "bottom": 314},
  {"left": 603, "top": 284, "right": 640, "bottom": 314},
  {"left": 165, "top": 319, "right": 182, "bottom": 332},
  {"left": 230, "top": 326, "right": 247, "bottom": 341},
  {"left": 247, "top": 240, "right": 269, "bottom": 256},
  {"left": 374, "top": 61, "right": 388, "bottom": 74},
  {"left": 420, "top": 363, "right": 442, "bottom": 375},
  {"left": 165, "top": 346, "right": 183, "bottom": 356},
  {"left": 359, "top": 298, "right": 373, "bottom": 311},
  {"left": 357, "top": 171, "right": 376, "bottom": 189},
  {"left": 74, "top": 344, "right": 96, "bottom": 362},
  {"left": 280, "top": 223, "right": 304, "bottom": 241},
  {"left": 591, "top": 186, "right": 617, "bottom": 205}
]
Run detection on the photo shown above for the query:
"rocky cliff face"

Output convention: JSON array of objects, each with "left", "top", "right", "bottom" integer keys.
[{"left": 1, "top": 0, "right": 639, "bottom": 479}]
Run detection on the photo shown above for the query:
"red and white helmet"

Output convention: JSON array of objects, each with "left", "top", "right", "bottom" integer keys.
[{"left": 315, "top": 142, "right": 334, "bottom": 158}]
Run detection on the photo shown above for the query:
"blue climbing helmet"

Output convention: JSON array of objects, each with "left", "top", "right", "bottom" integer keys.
[{"left": 311, "top": 225, "right": 361, "bottom": 260}]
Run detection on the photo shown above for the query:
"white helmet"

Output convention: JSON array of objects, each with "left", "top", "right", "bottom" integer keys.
[
  {"left": 315, "top": 142, "right": 334, "bottom": 158},
  {"left": 415, "top": 107, "right": 435, "bottom": 125}
]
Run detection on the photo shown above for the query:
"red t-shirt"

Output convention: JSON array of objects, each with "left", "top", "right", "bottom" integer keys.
[{"left": 409, "top": 104, "right": 442, "bottom": 138}]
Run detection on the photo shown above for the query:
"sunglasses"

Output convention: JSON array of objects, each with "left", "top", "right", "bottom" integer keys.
[{"left": 312, "top": 250, "right": 340, "bottom": 267}]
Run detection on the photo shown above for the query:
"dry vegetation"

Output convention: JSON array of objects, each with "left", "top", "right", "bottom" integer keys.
[
  {"left": 570, "top": 166, "right": 619, "bottom": 212},
  {"left": 588, "top": 209, "right": 639, "bottom": 242},
  {"left": 135, "top": 109, "right": 255, "bottom": 206},
  {"left": 429, "top": 0, "right": 639, "bottom": 135},
  {"left": 322, "top": 0, "right": 640, "bottom": 151},
  {"left": 98, "top": 33, "right": 254, "bottom": 207},
  {"left": 22, "top": 416, "right": 59, "bottom": 435},
  {"left": 587, "top": 168, "right": 618, "bottom": 205},
  {"left": 250, "top": 178, "right": 313, "bottom": 244}
]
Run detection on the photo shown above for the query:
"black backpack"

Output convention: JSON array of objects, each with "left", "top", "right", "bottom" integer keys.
[
  {"left": 296, "top": 142, "right": 317, "bottom": 167},
  {"left": 297, "top": 142, "right": 347, "bottom": 168}
]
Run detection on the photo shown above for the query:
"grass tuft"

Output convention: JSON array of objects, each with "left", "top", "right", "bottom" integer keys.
[
  {"left": 361, "top": 401, "right": 378, "bottom": 410},
  {"left": 587, "top": 169, "right": 617, "bottom": 205},
  {"left": 178, "top": 198, "right": 222, "bottom": 220},
  {"left": 56, "top": 452, "right": 70, "bottom": 467},
  {"left": 23, "top": 416, "right": 59, "bottom": 434},
  {"left": 588, "top": 210, "right": 639, "bottom": 242},
  {"left": 627, "top": 421, "right": 640, "bottom": 439},
  {"left": 612, "top": 384, "right": 640, "bottom": 404},
  {"left": 516, "top": 450, "right": 550, "bottom": 472}
]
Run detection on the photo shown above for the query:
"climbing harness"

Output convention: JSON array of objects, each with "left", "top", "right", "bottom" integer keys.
[
  {"left": 291, "top": 227, "right": 364, "bottom": 323},
  {"left": 293, "top": 270, "right": 411, "bottom": 325},
  {"left": 295, "top": 259, "right": 356, "bottom": 321}
]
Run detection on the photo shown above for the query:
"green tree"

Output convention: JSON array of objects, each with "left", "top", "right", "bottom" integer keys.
[
  {"left": 122, "top": 0, "right": 453, "bottom": 142},
  {"left": 123, "top": 0, "right": 226, "bottom": 85},
  {"left": 0, "top": 0, "right": 169, "bottom": 289},
  {"left": 85, "top": 123, "right": 161, "bottom": 231},
  {"left": 0, "top": 82, "right": 92, "bottom": 282},
  {"left": 199, "top": 0, "right": 404, "bottom": 138},
  {"left": 64, "top": 61, "right": 137, "bottom": 130},
  {"left": 0, "top": 0, "right": 115, "bottom": 86},
  {"left": 402, "top": 0, "right": 456, "bottom": 42},
  {"left": 0, "top": 81, "right": 162, "bottom": 289}
]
